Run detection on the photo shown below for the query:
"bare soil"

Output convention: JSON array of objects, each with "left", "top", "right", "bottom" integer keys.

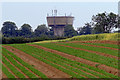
[
  {"left": 2, "top": 62, "right": 18, "bottom": 78},
  {"left": 2, "top": 55, "right": 29, "bottom": 78},
  {"left": 28, "top": 44, "right": 118, "bottom": 76},
  {"left": 0, "top": 69, "right": 8, "bottom": 79},
  {"left": 2, "top": 72, "right": 7, "bottom": 79},
  {"left": 32, "top": 52, "right": 91, "bottom": 78},
  {"left": 6, "top": 52, "right": 40, "bottom": 78},
  {"left": 2, "top": 45, "right": 70, "bottom": 78}
]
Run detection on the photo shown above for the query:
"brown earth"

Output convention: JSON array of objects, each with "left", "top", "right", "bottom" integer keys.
[
  {"left": 55, "top": 44, "right": 119, "bottom": 75},
  {"left": 27, "top": 44, "right": 118, "bottom": 76},
  {"left": 31, "top": 52, "right": 91, "bottom": 78},
  {"left": 64, "top": 40, "right": 119, "bottom": 45},
  {"left": 32, "top": 50, "right": 105, "bottom": 78},
  {"left": 0, "top": 56, "right": 7, "bottom": 79},
  {"left": 2, "top": 45, "right": 70, "bottom": 78},
  {"left": 6, "top": 52, "right": 40, "bottom": 78},
  {"left": 2, "top": 62, "right": 18, "bottom": 78},
  {"left": 44, "top": 53, "right": 99, "bottom": 78},
  {"left": 55, "top": 43, "right": 118, "bottom": 59},
  {"left": 0, "top": 69, "right": 8, "bottom": 79},
  {"left": 2, "top": 49, "right": 40, "bottom": 78},
  {"left": 2, "top": 55, "right": 29, "bottom": 78},
  {"left": 2, "top": 72, "right": 7, "bottom": 79}
]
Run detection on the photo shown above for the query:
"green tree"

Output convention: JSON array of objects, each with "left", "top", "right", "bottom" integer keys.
[
  {"left": 1, "top": 21, "right": 18, "bottom": 37},
  {"left": 92, "top": 12, "right": 117, "bottom": 33},
  {"left": 20, "top": 24, "right": 33, "bottom": 37},
  {"left": 78, "top": 23, "right": 92, "bottom": 35},
  {"left": 34, "top": 24, "right": 48, "bottom": 37},
  {"left": 64, "top": 25, "right": 78, "bottom": 37}
]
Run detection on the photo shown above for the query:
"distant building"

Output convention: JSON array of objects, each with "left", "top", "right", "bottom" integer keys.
[{"left": 46, "top": 10, "right": 74, "bottom": 36}]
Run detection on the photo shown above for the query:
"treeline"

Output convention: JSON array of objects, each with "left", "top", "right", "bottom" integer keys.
[
  {"left": 1, "top": 12, "right": 119, "bottom": 44},
  {"left": 1, "top": 23, "right": 77, "bottom": 44}
]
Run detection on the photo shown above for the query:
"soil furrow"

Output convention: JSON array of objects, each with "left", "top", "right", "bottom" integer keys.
[
  {"left": 2, "top": 45, "right": 70, "bottom": 78},
  {"left": 2, "top": 72, "right": 7, "bottom": 79},
  {"left": 6, "top": 52, "right": 40, "bottom": 78},
  {"left": 32, "top": 52, "right": 99, "bottom": 78},
  {"left": 31, "top": 53, "right": 89, "bottom": 78},
  {"left": 2, "top": 62, "right": 18, "bottom": 78},
  {"left": 27, "top": 44, "right": 118, "bottom": 76},
  {"left": 0, "top": 69, "right": 8, "bottom": 79},
  {"left": 2, "top": 55, "right": 29, "bottom": 78}
]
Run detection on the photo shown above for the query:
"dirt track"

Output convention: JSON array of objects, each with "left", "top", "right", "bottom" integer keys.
[
  {"left": 2, "top": 45, "right": 70, "bottom": 78},
  {"left": 27, "top": 44, "right": 118, "bottom": 76}
]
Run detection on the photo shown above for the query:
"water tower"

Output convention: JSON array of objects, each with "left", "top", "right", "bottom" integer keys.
[{"left": 47, "top": 10, "right": 74, "bottom": 36}]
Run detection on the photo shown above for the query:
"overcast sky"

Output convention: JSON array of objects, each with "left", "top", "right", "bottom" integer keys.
[{"left": 0, "top": 1, "right": 118, "bottom": 30}]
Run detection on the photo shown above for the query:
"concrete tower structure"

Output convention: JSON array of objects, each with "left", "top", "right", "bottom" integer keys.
[{"left": 47, "top": 10, "right": 74, "bottom": 36}]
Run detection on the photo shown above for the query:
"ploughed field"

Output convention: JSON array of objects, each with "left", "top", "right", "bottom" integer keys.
[{"left": 1, "top": 40, "right": 119, "bottom": 79}]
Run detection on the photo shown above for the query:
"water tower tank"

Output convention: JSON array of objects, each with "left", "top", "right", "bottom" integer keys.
[{"left": 47, "top": 10, "right": 74, "bottom": 36}]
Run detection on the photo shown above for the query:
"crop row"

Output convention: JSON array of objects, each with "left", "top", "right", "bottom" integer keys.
[
  {"left": 1, "top": 64, "right": 15, "bottom": 79},
  {"left": 2, "top": 54, "right": 26, "bottom": 78},
  {"left": 2, "top": 49, "right": 37, "bottom": 78},
  {"left": 80, "top": 42, "right": 118, "bottom": 49},
  {"left": 35, "top": 43, "right": 118, "bottom": 69},
  {"left": 11, "top": 44, "right": 84, "bottom": 78},
  {"left": 2, "top": 48, "right": 48, "bottom": 79},
  {"left": 58, "top": 43, "right": 118, "bottom": 56},
  {"left": 10, "top": 44, "right": 117, "bottom": 78},
  {"left": 0, "top": 53, "right": 15, "bottom": 79},
  {"left": 31, "top": 50, "right": 110, "bottom": 78}
]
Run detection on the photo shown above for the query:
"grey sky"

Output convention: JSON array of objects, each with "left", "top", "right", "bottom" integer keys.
[{"left": 1, "top": 2, "right": 118, "bottom": 30}]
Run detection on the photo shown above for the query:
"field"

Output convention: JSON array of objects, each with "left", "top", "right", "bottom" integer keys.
[{"left": 0, "top": 33, "right": 119, "bottom": 79}]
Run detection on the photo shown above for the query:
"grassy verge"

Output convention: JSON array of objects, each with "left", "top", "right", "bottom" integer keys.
[{"left": 33, "top": 33, "right": 119, "bottom": 43}]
